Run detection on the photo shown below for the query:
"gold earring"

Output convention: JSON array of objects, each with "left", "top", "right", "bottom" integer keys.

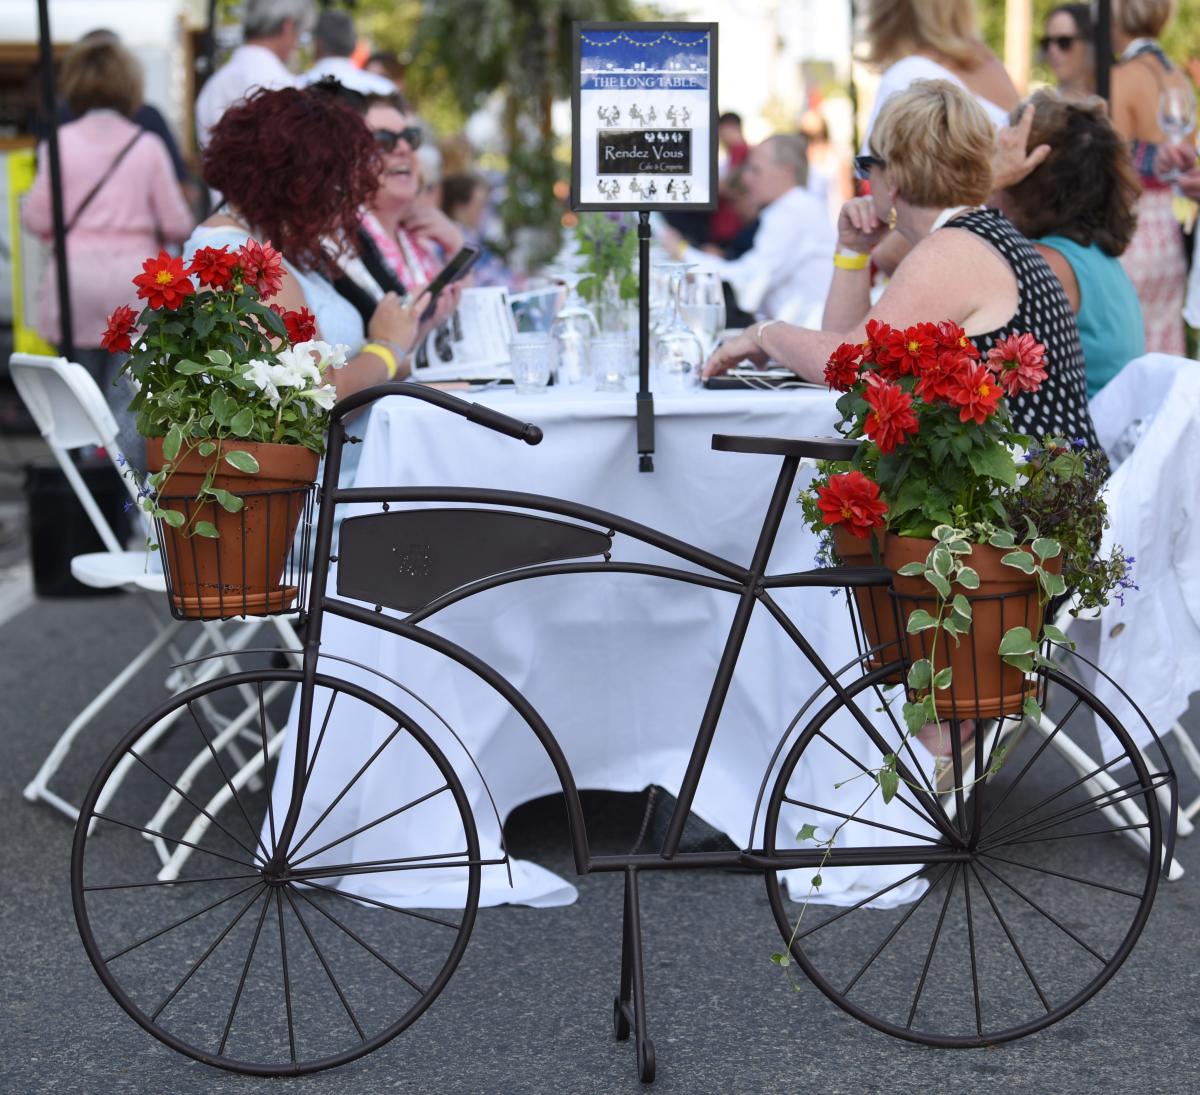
[{"left": 886, "top": 206, "right": 898, "bottom": 230}]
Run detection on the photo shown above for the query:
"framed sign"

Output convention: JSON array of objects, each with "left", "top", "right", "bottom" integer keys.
[{"left": 571, "top": 22, "right": 718, "bottom": 213}]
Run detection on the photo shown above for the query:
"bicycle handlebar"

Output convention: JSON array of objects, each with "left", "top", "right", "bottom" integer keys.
[{"left": 330, "top": 381, "right": 543, "bottom": 445}]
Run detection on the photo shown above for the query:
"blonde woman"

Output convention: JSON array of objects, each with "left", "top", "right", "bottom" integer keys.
[
  {"left": 705, "top": 79, "right": 1100, "bottom": 453},
  {"left": 1109, "top": 0, "right": 1191, "bottom": 354},
  {"left": 860, "top": 0, "right": 1019, "bottom": 151}
]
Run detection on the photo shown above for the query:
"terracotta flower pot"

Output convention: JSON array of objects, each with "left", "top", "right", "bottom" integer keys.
[
  {"left": 885, "top": 535, "right": 1059, "bottom": 720},
  {"left": 832, "top": 526, "right": 902, "bottom": 679},
  {"left": 147, "top": 438, "right": 319, "bottom": 619}
]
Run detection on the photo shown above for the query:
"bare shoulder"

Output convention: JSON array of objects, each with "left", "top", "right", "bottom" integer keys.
[{"left": 971, "top": 50, "right": 1020, "bottom": 110}]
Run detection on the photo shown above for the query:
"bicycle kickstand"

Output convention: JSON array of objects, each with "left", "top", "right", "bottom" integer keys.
[{"left": 612, "top": 867, "right": 656, "bottom": 1083}]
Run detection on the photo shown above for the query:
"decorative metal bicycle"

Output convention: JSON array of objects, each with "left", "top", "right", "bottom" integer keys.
[{"left": 72, "top": 384, "right": 1173, "bottom": 1081}]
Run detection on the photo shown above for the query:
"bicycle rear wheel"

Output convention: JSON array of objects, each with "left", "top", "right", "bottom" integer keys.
[
  {"left": 72, "top": 669, "right": 481, "bottom": 1075},
  {"left": 763, "top": 664, "right": 1161, "bottom": 1046}
]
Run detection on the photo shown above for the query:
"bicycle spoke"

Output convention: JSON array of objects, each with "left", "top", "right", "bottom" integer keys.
[
  {"left": 150, "top": 885, "right": 267, "bottom": 1021},
  {"left": 781, "top": 795, "right": 942, "bottom": 844},
  {"left": 276, "top": 891, "right": 297, "bottom": 1064},
  {"left": 873, "top": 691, "right": 957, "bottom": 834},
  {"left": 91, "top": 813, "right": 258, "bottom": 871},
  {"left": 302, "top": 687, "right": 339, "bottom": 788},
  {"left": 102, "top": 880, "right": 262, "bottom": 963},
  {"left": 217, "top": 884, "right": 274, "bottom": 1056},
  {"left": 963, "top": 868, "right": 982, "bottom": 1036},
  {"left": 984, "top": 779, "right": 1153, "bottom": 850},
  {"left": 287, "top": 718, "right": 411, "bottom": 861},
  {"left": 968, "top": 863, "right": 1050, "bottom": 1013},
  {"left": 794, "top": 865, "right": 930, "bottom": 942},
  {"left": 980, "top": 852, "right": 1146, "bottom": 899},
  {"left": 1000, "top": 822, "right": 1149, "bottom": 847},
  {"left": 813, "top": 729, "right": 955, "bottom": 841},
  {"left": 291, "top": 885, "right": 427, "bottom": 995},
  {"left": 84, "top": 872, "right": 262, "bottom": 892},
  {"left": 975, "top": 861, "right": 1107, "bottom": 964},
  {"left": 840, "top": 864, "right": 952, "bottom": 994},
  {"left": 980, "top": 696, "right": 1084, "bottom": 831},
  {"left": 259, "top": 684, "right": 278, "bottom": 851},
  {"left": 906, "top": 866, "right": 960, "bottom": 1029},
  {"left": 126, "top": 748, "right": 262, "bottom": 864},
  {"left": 984, "top": 755, "right": 1129, "bottom": 845},
  {"left": 187, "top": 702, "right": 273, "bottom": 861},
  {"left": 298, "top": 878, "right": 461, "bottom": 932},
  {"left": 288, "top": 785, "right": 451, "bottom": 868},
  {"left": 283, "top": 887, "right": 366, "bottom": 1043}
]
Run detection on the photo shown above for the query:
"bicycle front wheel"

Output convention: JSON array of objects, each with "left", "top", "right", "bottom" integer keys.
[
  {"left": 72, "top": 669, "right": 481, "bottom": 1076},
  {"left": 763, "top": 664, "right": 1161, "bottom": 1047}
]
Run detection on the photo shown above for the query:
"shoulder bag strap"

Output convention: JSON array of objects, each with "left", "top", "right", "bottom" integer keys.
[{"left": 65, "top": 130, "right": 144, "bottom": 233}]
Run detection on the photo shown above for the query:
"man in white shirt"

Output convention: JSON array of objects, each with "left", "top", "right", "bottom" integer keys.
[
  {"left": 300, "top": 10, "right": 398, "bottom": 97},
  {"left": 194, "top": 0, "right": 314, "bottom": 150},
  {"left": 678, "top": 135, "right": 835, "bottom": 326}
]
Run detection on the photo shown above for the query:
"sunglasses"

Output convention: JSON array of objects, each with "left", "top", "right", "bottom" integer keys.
[
  {"left": 373, "top": 126, "right": 423, "bottom": 152},
  {"left": 854, "top": 154, "right": 885, "bottom": 181},
  {"left": 1039, "top": 34, "right": 1082, "bottom": 52}
]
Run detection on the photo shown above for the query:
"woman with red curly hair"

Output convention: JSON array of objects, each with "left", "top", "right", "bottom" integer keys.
[{"left": 186, "top": 85, "right": 428, "bottom": 395}]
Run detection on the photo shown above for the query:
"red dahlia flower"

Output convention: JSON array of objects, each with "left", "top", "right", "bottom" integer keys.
[
  {"left": 100, "top": 304, "right": 139, "bottom": 353},
  {"left": 863, "top": 374, "right": 919, "bottom": 453},
  {"left": 884, "top": 322, "right": 938, "bottom": 377},
  {"left": 949, "top": 360, "right": 1003, "bottom": 424},
  {"left": 237, "top": 239, "right": 285, "bottom": 301},
  {"left": 914, "top": 349, "right": 971, "bottom": 404},
  {"left": 186, "top": 245, "right": 238, "bottom": 290},
  {"left": 986, "top": 332, "right": 1048, "bottom": 396},
  {"left": 933, "top": 320, "right": 980, "bottom": 360},
  {"left": 271, "top": 305, "right": 317, "bottom": 344},
  {"left": 862, "top": 319, "right": 899, "bottom": 372},
  {"left": 816, "top": 471, "right": 889, "bottom": 539},
  {"left": 824, "top": 342, "right": 862, "bottom": 391},
  {"left": 132, "top": 251, "right": 195, "bottom": 310}
]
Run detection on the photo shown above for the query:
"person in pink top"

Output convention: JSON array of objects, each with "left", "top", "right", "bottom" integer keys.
[{"left": 24, "top": 36, "right": 193, "bottom": 389}]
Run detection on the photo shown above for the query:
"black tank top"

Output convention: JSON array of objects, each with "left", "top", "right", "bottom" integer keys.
[{"left": 942, "top": 208, "right": 1101, "bottom": 450}]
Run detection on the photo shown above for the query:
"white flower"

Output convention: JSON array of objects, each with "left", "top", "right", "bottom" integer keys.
[
  {"left": 274, "top": 344, "right": 323, "bottom": 387},
  {"left": 301, "top": 384, "right": 337, "bottom": 412},
  {"left": 244, "top": 358, "right": 283, "bottom": 407},
  {"left": 295, "top": 339, "right": 350, "bottom": 372}
]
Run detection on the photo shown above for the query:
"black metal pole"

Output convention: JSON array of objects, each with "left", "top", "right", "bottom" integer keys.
[
  {"left": 1095, "top": 0, "right": 1112, "bottom": 102},
  {"left": 36, "top": 0, "right": 73, "bottom": 361},
  {"left": 636, "top": 211, "right": 655, "bottom": 473}
]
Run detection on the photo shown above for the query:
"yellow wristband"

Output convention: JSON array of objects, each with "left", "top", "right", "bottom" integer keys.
[
  {"left": 833, "top": 250, "right": 870, "bottom": 271},
  {"left": 362, "top": 341, "right": 398, "bottom": 380}
]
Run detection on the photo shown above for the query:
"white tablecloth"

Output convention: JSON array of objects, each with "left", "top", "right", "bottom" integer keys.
[
  {"left": 273, "top": 385, "right": 933, "bottom": 909},
  {"left": 1088, "top": 354, "right": 1200, "bottom": 756}
]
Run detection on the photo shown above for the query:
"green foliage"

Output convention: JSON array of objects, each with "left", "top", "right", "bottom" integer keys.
[{"left": 574, "top": 213, "right": 640, "bottom": 304}]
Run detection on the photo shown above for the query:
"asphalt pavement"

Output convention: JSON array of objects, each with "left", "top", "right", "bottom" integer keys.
[{"left": 4, "top": 590, "right": 1200, "bottom": 1095}]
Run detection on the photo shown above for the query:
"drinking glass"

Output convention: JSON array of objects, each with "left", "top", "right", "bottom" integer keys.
[
  {"left": 548, "top": 269, "right": 599, "bottom": 386},
  {"left": 590, "top": 333, "right": 630, "bottom": 392},
  {"left": 1158, "top": 86, "right": 1196, "bottom": 181},
  {"left": 653, "top": 264, "right": 705, "bottom": 392},
  {"left": 508, "top": 331, "right": 556, "bottom": 393},
  {"left": 678, "top": 270, "right": 726, "bottom": 356}
]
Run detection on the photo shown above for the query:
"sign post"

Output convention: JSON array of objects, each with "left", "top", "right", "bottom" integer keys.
[{"left": 571, "top": 22, "right": 718, "bottom": 471}]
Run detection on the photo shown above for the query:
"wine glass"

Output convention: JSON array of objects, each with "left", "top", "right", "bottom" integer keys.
[
  {"left": 1158, "top": 85, "right": 1196, "bottom": 181},
  {"left": 547, "top": 268, "right": 599, "bottom": 386},
  {"left": 678, "top": 270, "right": 726, "bottom": 356},
  {"left": 653, "top": 263, "right": 705, "bottom": 392}
]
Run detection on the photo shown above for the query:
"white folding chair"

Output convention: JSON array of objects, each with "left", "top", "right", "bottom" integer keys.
[{"left": 10, "top": 352, "right": 302, "bottom": 820}]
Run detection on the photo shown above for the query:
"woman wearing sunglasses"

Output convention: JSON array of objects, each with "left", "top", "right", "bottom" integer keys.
[
  {"left": 359, "top": 94, "right": 465, "bottom": 295},
  {"left": 1040, "top": 5, "right": 1095, "bottom": 98},
  {"left": 705, "top": 80, "right": 1101, "bottom": 454}
]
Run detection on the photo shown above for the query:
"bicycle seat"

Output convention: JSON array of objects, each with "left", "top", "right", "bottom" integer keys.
[{"left": 711, "top": 435, "right": 859, "bottom": 461}]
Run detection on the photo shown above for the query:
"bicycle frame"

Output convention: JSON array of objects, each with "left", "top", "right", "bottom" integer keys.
[{"left": 265, "top": 383, "right": 954, "bottom": 880}]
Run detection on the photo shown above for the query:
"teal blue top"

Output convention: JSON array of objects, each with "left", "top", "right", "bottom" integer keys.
[{"left": 1036, "top": 235, "right": 1145, "bottom": 398}]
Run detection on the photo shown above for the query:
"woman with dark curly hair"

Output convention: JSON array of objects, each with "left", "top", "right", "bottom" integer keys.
[
  {"left": 187, "top": 85, "right": 423, "bottom": 395},
  {"left": 996, "top": 91, "right": 1145, "bottom": 396}
]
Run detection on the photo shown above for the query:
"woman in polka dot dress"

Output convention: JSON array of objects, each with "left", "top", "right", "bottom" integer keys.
[{"left": 703, "top": 80, "right": 1102, "bottom": 452}]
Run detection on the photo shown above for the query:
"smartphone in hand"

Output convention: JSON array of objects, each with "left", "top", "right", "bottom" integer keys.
[{"left": 419, "top": 246, "right": 480, "bottom": 321}]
